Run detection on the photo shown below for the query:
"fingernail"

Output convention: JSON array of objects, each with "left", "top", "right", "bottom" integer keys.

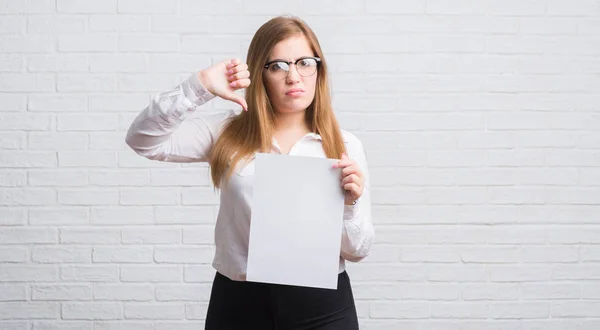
[
  {"left": 227, "top": 69, "right": 233, "bottom": 75},
  {"left": 230, "top": 81, "right": 236, "bottom": 87}
]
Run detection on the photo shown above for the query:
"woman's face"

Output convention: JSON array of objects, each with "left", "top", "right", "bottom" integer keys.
[{"left": 263, "top": 35, "right": 319, "bottom": 115}]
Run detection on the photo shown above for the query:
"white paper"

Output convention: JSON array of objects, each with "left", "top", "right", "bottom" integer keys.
[{"left": 246, "top": 153, "right": 345, "bottom": 289}]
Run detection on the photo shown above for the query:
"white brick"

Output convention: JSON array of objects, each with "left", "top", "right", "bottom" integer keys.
[
  {"left": 0, "top": 247, "right": 28, "bottom": 263},
  {"left": 58, "top": 151, "right": 117, "bottom": 167},
  {"left": 370, "top": 301, "right": 429, "bottom": 319},
  {"left": 430, "top": 302, "right": 488, "bottom": 319},
  {"left": 29, "top": 170, "right": 88, "bottom": 187},
  {"left": 90, "top": 54, "right": 147, "bottom": 73},
  {"left": 0, "top": 0, "right": 54, "bottom": 13},
  {"left": 155, "top": 206, "right": 214, "bottom": 224},
  {"left": 0, "top": 54, "right": 24, "bottom": 72},
  {"left": 181, "top": 0, "right": 242, "bottom": 14},
  {"left": 89, "top": 94, "right": 149, "bottom": 112},
  {"left": 547, "top": 227, "right": 600, "bottom": 244},
  {"left": 27, "top": 55, "right": 88, "bottom": 72},
  {"left": 29, "top": 207, "right": 89, "bottom": 225},
  {"left": 553, "top": 265, "right": 600, "bottom": 280},
  {"left": 551, "top": 301, "right": 600, "bottom": 317},
  {"left": 90, "top": 206, "right": 153, "bottom": 225},
  {"left": 349, "top": 264, "right": 427, "bottom": 281},
  {"left": 122, "top": 228, "right": 180, "bottom": 244},
  {"left": 488, "top": 227, "right": 546, "bottom": 244},
  {"left": 119, "top": 34, "right": 180, "bottom": 52},
  {"left": 124, "top": 303, "right": 185, "bottom": 320},
  {"left": 184, "top": 305, "right": 208, "bottom": 321},
  {"left": 0, "top": 170, "right": 26, "bottom": 186},
  {"left": 92, "top": 247, "right": 153, "bottom": 263},
  {"left": 0, "top": 188, "right": 56, "bottom": 206},
  {"left": 156, "top": 284, "right": 211, "bottom": 301},
  {"left": 428, "top": 265, "right": 487, "bottom": 282},
  {"left": 0, "top": 113, "right": 52, "bottom": 131},
  {"left": 0, "top": 302, "right": 59, "bottom": 319},
  {"left": 58, "top": 189, "right": 119, "bottom": 206},
  {"left": 28, "top": 133, "right": 88, "bottom": 151},
  {"left": 0, "top": 36, "right": 55, "bottom": 53},
  {"left": 32, "top": 285, "right": 92, "bottom": 301},
  {"left": 32, "top": 246, "right": 91, "bottom": 263},
  {"left": 151, "top": 168, "right": 211, "bottom": 187},
  {"left": 118, "top": 0, "right": 178, "bottom": 14},
  {"left": 0, "top": 94, "right": 26, "bottom": 111},
  {"left": 0, "top": 15, "right": 25, "bottom": 34},
  {"left": 521, "top": 246, "right": 578, "bottom": 263},
  {"left": 34, "top": 322, "right": 93, "bottom": 330},
  {"left": 490, "top": 302, "right": 549, "bottom": 319},
  {"left": 490, "top": 265, "right": 553, "bottom": 282},
  {"left": 57, "top": 0, "right": 117, "bottom": 13},
  {"left": 522, "top": 284, "right": 581, "bottom": 300},
  {"left": 151, "top": 16, "right": 211, "bottom": 33},
  {"left": 120, "top": 265, "right": 182, "bottom": 282},
  {"left": 0, "top": 73, "right": 54, "bottom": 92},
  {"left": 401, "top": 247, "right": 460, "bottom": 262},
  {"left": 461, "top": 247, "right": 520, "bottom": 263},
  {"left": 426, "top": 0, "right": 486, "bottom": 15},
  {"left": 154, "top": 246, "right": 213, "bottom": 264},
  {"left": 182, "top": 35, "right": 242, "bottom": 54},
  {"left": 0, "top": 207, "right": 27, "bottom": 225},
  {"left": 57, "top": 74, "right": 117, "bottom": 92},
  {"left": 62, "top": 302, "right": 123, "bottom": 320},
  {"left": 148, "top": 54, "right": 211, "bottom": 73},
  {"left": 90, "top": 170, "right": 150, "bottom": 186},
  {"left": 462, "top": 284, "right": 520, "bottom": 301},
  {"left": 28, "top": 94, "right": 87, "bottom": 112},
  {"left": 89, "top": 15, "right": 150, "bottom": 32},
  {"left": 93, "top": 284, "right": 154, "bottom": 301},
  {"left": 581, "top": 247, "right": 600, "bottom": 262},
  {"left": 583, "top": 284, "right": 600, "bottom": 299},
  {"left": 547, "top": 0, "right": 600, "bottom": 16},
  {"left": 60, "top": 228, "right": 120, "bottom": 244},
  {"left": 60, "top": 265, "right": 119, "bottom": 282},
  {"left": 27, "top": 16, "right": 86, "bottom": 34},
  {"left": 0, "top": 265, "right": 58, "bottom": 282},
  {"left": 487, "top": 0, "right": 546, "bottom": 16},
  {"left": 120, "top": 188, "right": 179, "bottom": 205},
  {"left": 366, "top": 0, "right": 425, "bottom": 14},
  {"left": 0, "top": 284, "right": 27, "bottom": 301},
  {"left": 118, "top": 73, "right": 181, "bottom": 92}
]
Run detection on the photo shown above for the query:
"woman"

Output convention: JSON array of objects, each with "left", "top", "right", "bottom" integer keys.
[{"left": 126, "top": 15, "right": 374, "bottom": 330}]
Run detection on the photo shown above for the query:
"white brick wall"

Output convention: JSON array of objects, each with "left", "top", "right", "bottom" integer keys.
[{"left": 1, "top": 0, "right": 599, "bottom": 329}]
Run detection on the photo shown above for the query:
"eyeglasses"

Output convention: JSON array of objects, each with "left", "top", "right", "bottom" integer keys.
[{"left": 263, "top": 57, "right": 321, "bottom": 80}]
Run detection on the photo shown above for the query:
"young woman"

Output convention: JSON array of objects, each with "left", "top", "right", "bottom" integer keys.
[{"left": 126, "top": 15, "right": 374, "bottom": 330}]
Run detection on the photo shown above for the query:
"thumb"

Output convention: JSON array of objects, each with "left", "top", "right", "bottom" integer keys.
[
  {"left": 341, "top": 153, "right": 349, "bottom": 160},
  {"left": 225, "top": 93, "right": 248, "bottom": 111}
]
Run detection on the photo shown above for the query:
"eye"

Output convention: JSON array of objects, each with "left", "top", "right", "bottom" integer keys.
[
  {"left": 269, "top": 62, "right": 288, "bottom": 72},
  {"left": 298, "top": 58, "right": 316, "bottom": 68}
]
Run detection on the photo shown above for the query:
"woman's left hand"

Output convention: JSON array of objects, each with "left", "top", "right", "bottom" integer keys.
[{"left": 333, "top": 153, "right": 365, "bottom": 205}]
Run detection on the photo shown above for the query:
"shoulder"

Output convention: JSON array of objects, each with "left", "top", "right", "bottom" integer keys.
[{"left": 340, "top": 129, "right": 363, "bottom": 148}]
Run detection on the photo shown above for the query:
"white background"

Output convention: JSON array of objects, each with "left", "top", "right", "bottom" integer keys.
[{"left": 1, "top": 0, "right": 600, "bottom": 329}]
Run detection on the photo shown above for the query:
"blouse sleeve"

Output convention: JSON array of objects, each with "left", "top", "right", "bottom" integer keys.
[{"left": 125, "top": 72, "right": 235, "bottom": 163}]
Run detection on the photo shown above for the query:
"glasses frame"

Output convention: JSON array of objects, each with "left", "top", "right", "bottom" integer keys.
[{"left": 263, "top": 56, "right": 321, "bottom": 79}]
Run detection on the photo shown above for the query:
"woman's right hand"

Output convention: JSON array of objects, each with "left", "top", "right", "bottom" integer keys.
[{"left": 198, "top": 58, "right": 251, "bottom": 111}]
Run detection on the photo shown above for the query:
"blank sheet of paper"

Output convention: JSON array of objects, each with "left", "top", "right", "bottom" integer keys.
[{"left": 246, "top": 153, "right": 345, "bottom": 289}]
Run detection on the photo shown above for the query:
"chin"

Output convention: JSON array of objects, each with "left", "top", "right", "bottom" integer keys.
[{"left": 276, "top": 99, "right": 313, "bottom": 113}]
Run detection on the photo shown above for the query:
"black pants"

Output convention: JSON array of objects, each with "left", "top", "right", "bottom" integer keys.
[{"left": 205, "top": 271, "right": 359, "bottom": 330}]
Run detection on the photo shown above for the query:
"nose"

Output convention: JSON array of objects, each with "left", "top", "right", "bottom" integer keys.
[{"left": 285, "top": 64, "right": 301, "bottom": 84}]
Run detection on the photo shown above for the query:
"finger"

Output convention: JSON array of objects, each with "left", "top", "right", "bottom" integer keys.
[
  {"left": 228, "top": 70, "right": 250, "bottom": 82},
  {"left": 230, "top": 78, "right": 251, "bottom": 89},
  {"left": 343, "top": 183, "right": 361, "bottom": 197},
  {"left": 223, "top": 93, "right": 248, "bottom": 111},
  {"left": 342, "top": 164, "right": 361, "bottom": 177},
  {"left": 333, "top": 159, "right": 354, "bottom": 169},
  {"left": 227, "top": 63, "right": 248, "bottom": 76},
  {"left": 342, "top": 174, "right": 360, "bottom": 186},
  {"left": 341, "top": 153, "right": 349, "bottom": 160},
  {"left": 226, "top": 58, "right": 240, "bottom": 69}
]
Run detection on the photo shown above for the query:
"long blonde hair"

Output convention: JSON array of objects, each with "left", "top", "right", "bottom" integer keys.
[{"left": 210, "top": 16, "right": 346, "bottom": 188}]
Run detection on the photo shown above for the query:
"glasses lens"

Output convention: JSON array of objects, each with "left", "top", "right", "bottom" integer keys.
[
  {"left": 297, "top": 58, "right": 318, "bottom": 77},
  {"left": 268, "top": 61, "right": 289, "bottom": 80}
]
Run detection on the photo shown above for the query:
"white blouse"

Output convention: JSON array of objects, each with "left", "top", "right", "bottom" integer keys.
[{"left": 125, "top": 72, "right": 374, "bottom": 281}]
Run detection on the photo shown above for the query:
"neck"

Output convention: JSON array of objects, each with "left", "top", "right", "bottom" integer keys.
[{"left": 274, "top": 110, "right": 310, "bottom": 134}]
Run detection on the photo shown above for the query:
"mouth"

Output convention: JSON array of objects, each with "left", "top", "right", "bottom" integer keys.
[{"left": 285, "top": 88, "right": 305, "bottom": 97}]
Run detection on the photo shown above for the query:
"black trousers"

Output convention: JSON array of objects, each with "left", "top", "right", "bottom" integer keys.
[{"left": 205, "top": 271, "right": 359, "bottom": 330}]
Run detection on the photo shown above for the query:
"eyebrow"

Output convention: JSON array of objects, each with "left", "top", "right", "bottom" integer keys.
[{"left": 266, "top": 56, "right": 315, "bottom": 63}]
